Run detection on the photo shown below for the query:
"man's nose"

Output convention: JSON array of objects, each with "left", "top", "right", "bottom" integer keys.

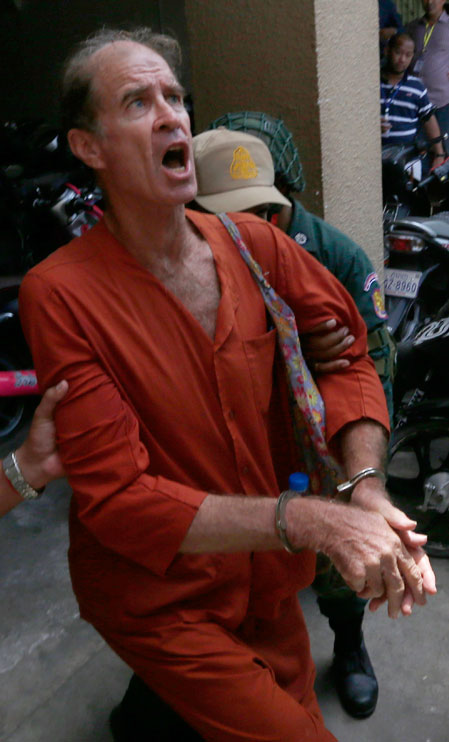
[{"left": 153, "top": 97, "right": 183, "bottom": 130}]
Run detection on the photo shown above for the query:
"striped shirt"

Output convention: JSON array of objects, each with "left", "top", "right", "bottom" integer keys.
[{"left": 380, "top": 73, "right": 434, "bottom": 144}]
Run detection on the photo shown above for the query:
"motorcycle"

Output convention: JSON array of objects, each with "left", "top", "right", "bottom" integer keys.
[
  {"left": 0, "top": 120, "right": 103, "bottom": 439},
  {"left": 382, "top": 135, "right": 449, "bottom": 229},
  {"left": 383, "top": 211, "right": 449, "bottom": 342},
  {"left": 387, "top": 315, "right": 449, "bottom": 557}
]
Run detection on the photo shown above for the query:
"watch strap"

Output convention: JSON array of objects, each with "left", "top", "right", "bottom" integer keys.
[{"left": 2, "top": 451, "right": 43, "bottom": 500}]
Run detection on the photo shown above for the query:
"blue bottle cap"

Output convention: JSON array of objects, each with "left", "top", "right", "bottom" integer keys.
[{"left": 288, "top": 472, "right": 309, "bottom": 492}]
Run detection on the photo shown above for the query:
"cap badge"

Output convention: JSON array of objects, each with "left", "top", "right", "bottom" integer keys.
[{"left": 230, "top": 146, "right": 258, "bottom": 180}]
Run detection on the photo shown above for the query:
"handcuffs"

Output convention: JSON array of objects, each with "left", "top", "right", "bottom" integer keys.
[{"left": 275, "top": 467, "right": 386, "bottom": 553}]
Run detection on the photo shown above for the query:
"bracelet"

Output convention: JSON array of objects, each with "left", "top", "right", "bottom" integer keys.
[
  {"left": 2, "top": 451, "right": 44, "bottom": 500},
  {"left": 275, "top": 489, "right": 303, "bottom": 554},
  {"left": 336, "top": 467, "right": 385, "bottom": 497}
]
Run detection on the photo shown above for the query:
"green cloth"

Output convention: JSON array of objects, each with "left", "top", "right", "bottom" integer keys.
[{"left": 286, "top": 198, "right": 393, "bottom": 420}]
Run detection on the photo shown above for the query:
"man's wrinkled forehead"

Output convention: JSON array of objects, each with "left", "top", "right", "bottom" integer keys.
[{"left": 88, "top": 40, "right": 177, "bottom": 107}]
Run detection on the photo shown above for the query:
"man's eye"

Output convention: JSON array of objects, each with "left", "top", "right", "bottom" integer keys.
[
  {"left": 130, "top": 98, "right": 145, "bottom": 109},
  {"left": 167, "top": 94, "right": 183, "bottom": 105}
]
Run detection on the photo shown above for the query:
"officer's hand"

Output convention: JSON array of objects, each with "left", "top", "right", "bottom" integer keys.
[
  {"left": 301, "top": 318, "right": 354, "bottom": 373},
  {"left": 16, "top": 380, "right": 68, "bottom": 489}
]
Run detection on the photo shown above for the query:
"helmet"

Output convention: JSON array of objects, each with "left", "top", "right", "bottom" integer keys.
[{"left": 208, "top": 111, "right": 305, "bottom": 193}]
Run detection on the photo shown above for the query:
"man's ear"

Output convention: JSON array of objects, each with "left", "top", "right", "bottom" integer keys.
[{"left": 67, "top": 128, "right": 105, "bottom": 170}]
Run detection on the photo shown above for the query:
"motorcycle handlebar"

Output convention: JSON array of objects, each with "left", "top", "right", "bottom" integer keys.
[
  {"left": 413, "top": 157, "right": 449, "bottom": 191},
  {"left": 387, "top": 134, "right": 449, "bottom": 166}
]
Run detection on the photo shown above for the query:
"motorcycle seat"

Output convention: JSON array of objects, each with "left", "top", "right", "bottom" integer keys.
[{"left": 396, "top": 214, "right": 449, "bottom": 239}]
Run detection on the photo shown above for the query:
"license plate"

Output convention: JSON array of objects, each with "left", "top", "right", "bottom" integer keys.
[{"left": 384, "top": 268, "right": 422, "bottom": 298}]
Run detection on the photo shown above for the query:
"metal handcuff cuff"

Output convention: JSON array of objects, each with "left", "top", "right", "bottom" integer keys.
[{"left": 275, "top": 467, "right": 386, "bottom": 554}]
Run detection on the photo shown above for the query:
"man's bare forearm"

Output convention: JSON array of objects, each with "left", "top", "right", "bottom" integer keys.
[
  {"left": 179, "top": 488, "right": 428, "bottom": 618},
  {"left": 180, "top": 494, "right": 279, "bottom": 553},
  {"left": 338, "top": 418, "right": 388, "bottom": 478},
  {"left": 180, "top": 492, "right": 350, "bottom": 555},
  {"left": 337, "top": 418, "right": 390, "bottom": 507},
  {"left": 181, "top": 419, "right": 390, "bottom": 554}
]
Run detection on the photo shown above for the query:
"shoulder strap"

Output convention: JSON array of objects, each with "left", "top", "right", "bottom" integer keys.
[{"left": 217, "top": 213, "right": 340, "bottom": 494}]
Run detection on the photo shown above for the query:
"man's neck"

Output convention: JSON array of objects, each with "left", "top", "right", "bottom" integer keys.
[
  {"left": 425, "top": 9, "right": 443, "bottom": 24},
  {"left": 276, "top": 202, "right": 293, "bottom": 234},
  {"left": 384, "top": 68, "right": 405, "bottom": 85},
  {"left": 103, "top": 197, "right": 193, "bottom": 274}
]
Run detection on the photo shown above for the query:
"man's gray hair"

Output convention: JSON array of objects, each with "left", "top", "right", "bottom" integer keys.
[{"left": 60, "top": 27, "right": 182, "bottom": 135}]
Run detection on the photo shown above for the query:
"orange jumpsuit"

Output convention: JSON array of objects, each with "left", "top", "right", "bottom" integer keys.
[{"left": 20, "top": 211, "right": 388, "bottom": 741}]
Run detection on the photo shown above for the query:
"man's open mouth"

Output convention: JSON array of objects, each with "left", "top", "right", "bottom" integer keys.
[{"left": 162, "top": 145, "right": 186, "bottom": 171}]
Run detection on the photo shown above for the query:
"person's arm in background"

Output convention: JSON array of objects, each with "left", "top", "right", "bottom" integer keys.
[
  {"left": 0, "top": 380, "right": 67, "bottom": 517},
  {"left": 423, "top": 114, "right": 445, "bottom": 164},
  {"left": 379, "top": 0, "right": 404, "bottom": 43}
]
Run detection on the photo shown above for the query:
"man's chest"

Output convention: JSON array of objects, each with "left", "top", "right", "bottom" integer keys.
[{"left": 161, "top": 248, "right": 221, "bottom": 341}]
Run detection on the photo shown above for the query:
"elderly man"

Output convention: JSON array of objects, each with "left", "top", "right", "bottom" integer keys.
[{"left": 19, "top": 28, "right": 435, "bottom": 742}]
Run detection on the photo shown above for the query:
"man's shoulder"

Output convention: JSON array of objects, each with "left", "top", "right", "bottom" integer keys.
[
  {"left": 187, "top": 208, "right": 274, "bottom": 238},
  {"left": 22, "top": 222, "right": 105, "bottom": 289},
  {"left": 403, "top": 74, "right": 427, "bottom": 93}
]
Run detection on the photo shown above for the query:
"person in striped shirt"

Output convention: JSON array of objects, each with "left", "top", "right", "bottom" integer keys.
[{"left": 380, "top": 32, "right": 445, "bottom": 165}]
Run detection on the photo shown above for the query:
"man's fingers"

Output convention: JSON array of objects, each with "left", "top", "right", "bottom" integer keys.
[
  {"left": 375, "top": 498, "right": 418, "bottom": 532},
  {"left": 367, "top": 594, "right": 387, "bottom": 612},
  {"left": 367, "top": 547, "right": 437, "bottom": 617},
  {"left": 313, "top": 359, "right": 350, "bottom": 374},
  {"left": 378, "top": 556, "right": 407, "bottom": 619},
  {"left": 303, "top": 331, "right": 354, "bottom": 361},
  {"left": 409, "top": 546, "right": 437, "bottom": 595},
  {"left": 302, "top": 318, "right": 337, "bottom": 335},
  {"left": 398, "top": 529, "right": 427, "bottom": 548},
  {"left": 401, "top": 585, "right": 414, "bottom": 616},
  {"left": 398, "top": 549, "right": 426, "bottom": 607},
  {"left": 35, "top": 380, "right": 68, "bottom": 418}
]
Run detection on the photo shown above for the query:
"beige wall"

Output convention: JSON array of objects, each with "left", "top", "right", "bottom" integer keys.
[
  {"left": 315, "top": 1, "right": 384, "bottom": 274},
  {"left": 185, "top": 0, "right": 384, "bottom": 274},
  {"left": 185, "top": 0, "right": 322, "bottom": 214}
]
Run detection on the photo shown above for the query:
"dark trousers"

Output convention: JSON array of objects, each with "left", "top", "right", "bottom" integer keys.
[{"left": 313, "top": 560, "right": 367, "bottom": 623}]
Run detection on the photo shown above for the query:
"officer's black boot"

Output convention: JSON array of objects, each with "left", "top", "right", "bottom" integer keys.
[
  {"left": 109, "top": 673, "right": 203, "bottom": 741},
  {"left": 329, "top": 613, "right": 378, "bottom": 719}
]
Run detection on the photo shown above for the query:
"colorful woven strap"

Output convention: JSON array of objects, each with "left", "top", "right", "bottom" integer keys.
[{"left": 218, "top": 213, "right": 341, "bottom": 495}]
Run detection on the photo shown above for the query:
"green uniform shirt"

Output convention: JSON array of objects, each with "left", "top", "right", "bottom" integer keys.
[{"left": 286, "top": 198, "right": 393, "bottom": 418}]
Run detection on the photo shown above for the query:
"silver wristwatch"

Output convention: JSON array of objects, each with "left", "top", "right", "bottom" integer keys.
[
  {"left": 336, "top": 467, "right": 385, "bottom": 497},
  {"left": 2, "top": 451, "right": 43, "bottom": 500}
]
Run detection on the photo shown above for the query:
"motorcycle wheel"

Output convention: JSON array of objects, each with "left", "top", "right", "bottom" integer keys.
[
  {"left": 388, "top": 418, "right": 449, "bottom": 557},
  {"left": 0, "top": 355, "right": 27, "bottom": 440}
]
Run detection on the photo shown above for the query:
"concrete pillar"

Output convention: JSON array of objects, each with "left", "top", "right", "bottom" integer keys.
[
  {"left": 314, "top": 2, "right": 384, "bottom": 274},
  {"left": 185, "top": 0, "right": 384, "bottom": 275}
]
